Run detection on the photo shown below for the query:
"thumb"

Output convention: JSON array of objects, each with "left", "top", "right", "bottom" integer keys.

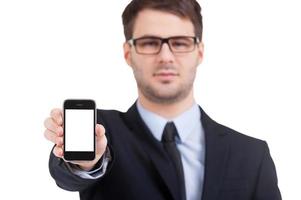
[
  {"left": 96, "top": 124, "right": 106, "bottom": 138},
  {"left": 95, "top": 124, "right": 107, "bottom": 156}
]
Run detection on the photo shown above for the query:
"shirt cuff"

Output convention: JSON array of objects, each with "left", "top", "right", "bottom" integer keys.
[{"left": 65, "top": 147, "right": 112, "bottom": 179}]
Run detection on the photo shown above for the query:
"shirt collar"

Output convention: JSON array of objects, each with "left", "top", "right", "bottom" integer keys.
[{"left": 136, "top": 100, "right": 201, "bottom": 142}]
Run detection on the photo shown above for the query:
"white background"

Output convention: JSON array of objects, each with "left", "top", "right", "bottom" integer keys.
[{"left": 0, "top": 0, "right": 300, "bottom": 199}]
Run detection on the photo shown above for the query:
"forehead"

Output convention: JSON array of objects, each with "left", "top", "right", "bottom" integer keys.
[{"left": 132, "top": 9, "right": 195, "bottom": 38}]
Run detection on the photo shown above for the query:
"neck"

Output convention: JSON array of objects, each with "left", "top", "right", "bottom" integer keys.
[{"left": 138, "top": 90, "right": 195, "bottom": 119}]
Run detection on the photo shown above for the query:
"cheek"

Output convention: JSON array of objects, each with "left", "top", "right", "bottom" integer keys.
[
  {"left": 177, "top": 56, "right": 199, "bottom": 74},
  {"left": 134, "top": 56, "right": 154, "bottom": 73},
  {"left": 131, "top": 57, "right": 153, "bottom": 78}
]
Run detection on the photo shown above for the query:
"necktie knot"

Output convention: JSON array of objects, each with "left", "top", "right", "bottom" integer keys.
[{"left": 162, "top": 121, "right": 178, "bottom": 143}]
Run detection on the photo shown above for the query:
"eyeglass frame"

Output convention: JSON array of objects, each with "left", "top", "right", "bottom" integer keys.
[{"left": 127, "top": 36, "right": 200, "bottom": 55}]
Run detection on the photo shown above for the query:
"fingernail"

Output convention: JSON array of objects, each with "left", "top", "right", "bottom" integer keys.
[{"left": 96, "top": 124, "right": 101, "bottom": 130}]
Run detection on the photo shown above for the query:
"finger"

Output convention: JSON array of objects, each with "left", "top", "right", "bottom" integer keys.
[
  {"left": 53, "top": 145, "right": 64, "bottom": 158},
  {"left": 96, "top": 124, "right": 105, "bottom": 137},
  {"left": 96, "top": 131, "right": 107, "bottom": 155},
  {"left": 55, "top": 136, "right": 64, "bottom": 147},
  {"left": 44, "top": 129, "right": 57, "bottom": 144},
  {"left": 96, "top": 136, "right": 107, "bottom": 155},
  {"left": 44, "top": 117, "right": 63, "bottom": 136},
  {"left": 50, "top": 108, "right": 63, "bottom": 126},
  {"left": 44, "top": 117, "right": 59, "bottom": 132},
  {"left": 44, "top": 129, "right": 64, "bottom": 146}
]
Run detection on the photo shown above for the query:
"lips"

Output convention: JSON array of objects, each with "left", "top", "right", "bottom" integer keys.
[
  {"left": 153, "top": 71, "right": 179, "bottom": 82},
  {"left": 153, "top": 71, "right": 179, "bottom": 77}
]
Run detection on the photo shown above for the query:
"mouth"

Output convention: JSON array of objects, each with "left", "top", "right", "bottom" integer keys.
[{"left": 153, "top": 71, "right": 179, "bottom": 82}]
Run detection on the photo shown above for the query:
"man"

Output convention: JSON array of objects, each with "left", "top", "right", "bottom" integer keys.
[{"left": 44, "top": 0, "right": 281, "bottom": 199}]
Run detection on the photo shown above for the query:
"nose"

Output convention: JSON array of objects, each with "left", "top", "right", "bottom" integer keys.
[{"left": 156, "top": 43, "right": 175, "bottom": 64}]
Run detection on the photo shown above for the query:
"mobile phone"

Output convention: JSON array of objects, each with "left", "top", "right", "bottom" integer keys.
[{"left": 63, "top": 99, "right": 96, "bottom": 161}]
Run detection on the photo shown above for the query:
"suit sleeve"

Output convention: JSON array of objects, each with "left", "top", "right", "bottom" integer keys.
[
  {"left": 253, "top": 142, "right": 282, "bottom": 200},
  {"left": 48, "top": 146, "right": 113, "bottom": 192}
]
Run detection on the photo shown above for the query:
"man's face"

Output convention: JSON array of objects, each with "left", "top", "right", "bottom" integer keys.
[{"left": 124, "top": 9, "right": 204, "bottom": 104}]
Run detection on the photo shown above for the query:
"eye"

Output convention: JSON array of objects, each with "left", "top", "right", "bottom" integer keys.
[
  {"left": 137, "top": 39, "right": 160, "bottom": 48},
  {"left": 170, "top": 38, "right": 194, "bottom": 50},
  {"left": 172, "top": 41, "right": 190, "bottom": 47},
  {"left": 141, "top": 41, "right": 159, "bottom": 47}
]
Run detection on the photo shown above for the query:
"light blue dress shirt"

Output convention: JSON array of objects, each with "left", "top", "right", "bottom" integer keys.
[{"left": 136, "top": 101, "right": 205, "bottom": 200}]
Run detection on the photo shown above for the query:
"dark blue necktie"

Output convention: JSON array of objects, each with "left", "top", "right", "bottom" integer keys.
[{"left": 162, "top": 122, "right": 186, "bottom": 200}]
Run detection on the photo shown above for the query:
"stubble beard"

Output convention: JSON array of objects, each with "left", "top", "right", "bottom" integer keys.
[
  {"left": 132, "top": 65, "right": 197, "bottom": 105},
  {"left": 139, "top": 81, "right": 193, "bottom": 104}
]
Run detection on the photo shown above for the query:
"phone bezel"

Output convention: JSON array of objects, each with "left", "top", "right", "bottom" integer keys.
[{"left": 63, "top": 99, "right": 96, "bottom": 161}]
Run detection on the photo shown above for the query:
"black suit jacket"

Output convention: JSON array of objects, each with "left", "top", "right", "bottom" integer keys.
[{"left": 49, "top": 103, "right": 281, "bottom": 200}]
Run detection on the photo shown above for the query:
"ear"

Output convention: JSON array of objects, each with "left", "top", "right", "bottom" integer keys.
[
  {"left": 123, "top": 42, "right": 132, "bottom": 66},
  {"left": 197, "top": 42, "right": 204, "bottom": 65}
]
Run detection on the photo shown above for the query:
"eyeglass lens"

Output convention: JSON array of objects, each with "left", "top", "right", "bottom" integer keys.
[{"left": 134, "top": 37, "right": 196, "bottom": 54}]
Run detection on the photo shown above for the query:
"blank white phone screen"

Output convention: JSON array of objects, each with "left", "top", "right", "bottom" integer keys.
[{"left": 65, "top": 109, "right": 94, "bottom": 151}]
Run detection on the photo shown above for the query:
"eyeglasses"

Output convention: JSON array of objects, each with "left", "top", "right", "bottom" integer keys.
[{"left": 128, "top": 36, "right": 200, "bottom": 55}]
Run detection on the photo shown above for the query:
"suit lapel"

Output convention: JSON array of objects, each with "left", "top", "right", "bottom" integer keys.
[
  {"left": 124, "top": 103, "right": 229, "bottom": 200},
  {"left": 124, "top": 103, "right": 181, "bottom": 200},
  {"left": 200, "top": 108, "right": 229, "bottom": 200}
]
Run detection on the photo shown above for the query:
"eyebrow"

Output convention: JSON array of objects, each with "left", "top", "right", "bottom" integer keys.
[
  {"left": 134, "top": 34, "right": 193, "bottom": 39},
  {"left": 134, "top": 34, "right": 161, "bottom": 38}
]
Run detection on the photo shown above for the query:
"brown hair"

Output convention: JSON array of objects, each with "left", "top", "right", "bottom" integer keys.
[{"left": 122, "top": 0, "right": 203, "bottom": 41}]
